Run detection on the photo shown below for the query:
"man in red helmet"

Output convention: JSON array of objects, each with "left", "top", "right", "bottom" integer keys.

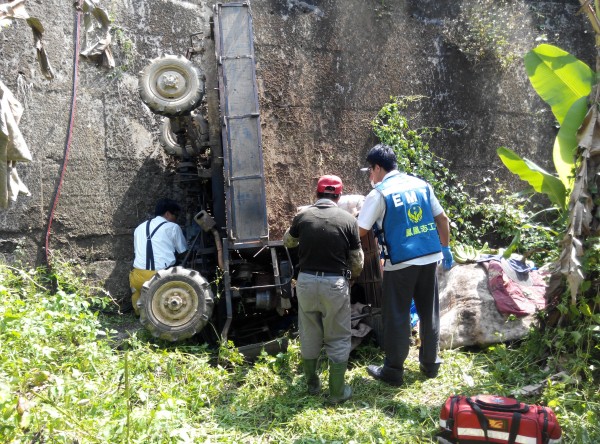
[{"left": 284, "top": 175, "right": 364, "bottom": 404}]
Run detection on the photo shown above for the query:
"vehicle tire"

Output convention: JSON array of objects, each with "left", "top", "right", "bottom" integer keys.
[
  {"left": 190, "top": 112, "right": 210, "bottom": 143},
  {"left": 138, "top": 55, "right": 204, "bottom": 117},
  {"left": 139, "top": 267, "right": 214, "bottom": 341},
  {"left": 158, "top": 118, "right": 184, "bottom": 157},
  {"left": 362, "top": 310, "right": 384, "bottom": 348},
  {"left": 159, "top": 113, "right": 209, "bottom": 157}
]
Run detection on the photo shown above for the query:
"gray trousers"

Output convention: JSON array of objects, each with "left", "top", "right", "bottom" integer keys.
[
  {"left": 382, "top": 262, "right": 441, "bottom": 370},
  {"left": 296, "top": 272, "right": 351, "bottom": 363}
]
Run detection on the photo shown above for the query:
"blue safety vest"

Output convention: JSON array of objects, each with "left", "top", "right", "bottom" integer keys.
[{"left": 375, "top": 174, "right": 442, "bottom": 264}]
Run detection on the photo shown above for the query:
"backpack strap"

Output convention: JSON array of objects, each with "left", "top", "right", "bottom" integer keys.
[
  {"left": 146, "top": 220, "right": 168, "bottom": 270},
  {"left": 507, "top": 412, "right": 522, "bottom": 444},
  {"left": 540, "top": 407, "right": 549, "bottom": 444},
  {"left": 438, "top": 395, "right": 461, "bottom": 443},
  {"left": 445, "top": 395, "right": 460, "bottom": 430},
  {"left": 466, "top": 397, "right": 490, "bottom": 442}
]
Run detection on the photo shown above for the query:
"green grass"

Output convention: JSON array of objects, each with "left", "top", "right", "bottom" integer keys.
[{"left": 0, "top": 263, "right": 598, "bottom": 443}]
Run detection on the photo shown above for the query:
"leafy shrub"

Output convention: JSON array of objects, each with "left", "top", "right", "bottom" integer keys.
[
  {"left": 0, "top": 263, "right": 113, "bottom": 441},
  {"left": 371, "top": 96, "right": 561, "bottom": 264}
]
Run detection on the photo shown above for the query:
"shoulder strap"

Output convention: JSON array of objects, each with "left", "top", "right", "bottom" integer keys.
[
  {"left": 507, "top": 412, "right": 522, "bottom": 444},
  {"left": 540, "top": 407, "right": 549, "bottom": 444},
  {"left": 145, "top": 220, "right": 168, "bottom": 270},
  {"left": 466, "top": 397, "right": 490, "bottom": 442},
  {"left": 446, "top": 395, "right": 460, "bottom": 430}
]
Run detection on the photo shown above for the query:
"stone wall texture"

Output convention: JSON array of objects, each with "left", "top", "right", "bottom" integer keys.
[{"left": 0, "top": 0, "right": 593, "bottom": 303}]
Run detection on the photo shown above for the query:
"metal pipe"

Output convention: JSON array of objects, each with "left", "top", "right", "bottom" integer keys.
[
  {"left": 212, "top": 228, "right": 224, "bottom": 270},
  {"left": 230, "top": 276, "right": 293, "bottom": 292}
]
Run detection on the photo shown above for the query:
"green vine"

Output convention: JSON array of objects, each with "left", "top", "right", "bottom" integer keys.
[{"left": 371, "top": 96, "right": 561, "bottom": 265}]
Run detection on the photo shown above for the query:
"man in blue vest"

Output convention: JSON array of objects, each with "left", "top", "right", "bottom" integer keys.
[
  {"left": 357, "top": 144, "right": 453, "bottom": 385},
  {"left": 129, "top": 198, "right": 188, "bottom": 315}
]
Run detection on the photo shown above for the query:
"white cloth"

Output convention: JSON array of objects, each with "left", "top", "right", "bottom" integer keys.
[
  {"left": 337, "top": 194, "right": 365, "bottom": 217},
  {"left": 0, "top": 81, "right": 32, "bottom": 208},
  {"left": 133, "top": 215, "right": 187, "bottom": 270},
  {"left": 357, "top": 170, "right": 443, "bottom": 271}
]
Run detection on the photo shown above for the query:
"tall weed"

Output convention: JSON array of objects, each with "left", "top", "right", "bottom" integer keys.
[{"left": 0, "top": 262, "right": 598, "bottom": 443}]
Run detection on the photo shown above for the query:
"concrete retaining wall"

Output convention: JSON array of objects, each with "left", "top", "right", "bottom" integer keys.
[{"left": 0, "top": 0, "right": 592, "bottom": 304}]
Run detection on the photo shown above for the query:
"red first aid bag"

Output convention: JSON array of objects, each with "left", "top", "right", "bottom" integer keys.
[{"left": 439, "top": 394, "right": 562, "bottom": 444}]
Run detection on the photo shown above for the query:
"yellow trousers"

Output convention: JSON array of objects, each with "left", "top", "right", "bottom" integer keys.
[{"left": 129, "top": 268, "right": 157, "bottom": 315}]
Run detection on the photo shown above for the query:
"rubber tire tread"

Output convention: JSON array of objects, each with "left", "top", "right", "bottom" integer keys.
[
  {"left": 139, "top": 266, "right": 214, "bottom": 342},
  {"left": 159, "top": 114, "right": 210, "bottom": 158},
  {"left": 138, "top": 55, "right": 203, "bottom": 117}
]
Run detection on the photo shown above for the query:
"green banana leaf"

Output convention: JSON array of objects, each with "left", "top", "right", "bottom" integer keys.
[
  {"left": 497, "top": 146, "right": 567, "bottom": 210},
  {"left": 553, "top": 96, "right": 588, "bottom": 189},
  {"left": 503, "top": 231, "right": 521, "bottom": 259},
  {"left": 524, "top": 44, "right": 594, "bottom": 125}
]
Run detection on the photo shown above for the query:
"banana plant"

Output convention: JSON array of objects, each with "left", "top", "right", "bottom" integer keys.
[
  {"left": 497, "top": 146, "right": 568, "bottom": 211},
  {"left": 499, "top": 22, "right": 600, "bottom": 310},
  {"left": 497, "top": 44, "right": 595, "bottom": 211}
]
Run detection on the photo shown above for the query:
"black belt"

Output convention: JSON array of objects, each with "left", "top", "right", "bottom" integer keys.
[{"left": 301, "top": 269, "right": 346, "bottom": 277}]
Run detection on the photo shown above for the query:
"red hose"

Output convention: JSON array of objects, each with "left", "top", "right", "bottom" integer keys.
[{"left": 44, "top": 9, "right": 81, "bottom": 268}]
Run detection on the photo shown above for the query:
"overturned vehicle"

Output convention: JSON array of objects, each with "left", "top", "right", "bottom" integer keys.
[{"left": 136, "top": 3, "right": 382, "bottom": 355}]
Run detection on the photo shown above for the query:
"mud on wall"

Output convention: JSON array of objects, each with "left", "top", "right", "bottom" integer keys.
[
  {"left": 254, "top": 0, "right": 594, "bottom": 237},
  {"left": 0, "top": 0, "right": 592, "bottom": 305}
]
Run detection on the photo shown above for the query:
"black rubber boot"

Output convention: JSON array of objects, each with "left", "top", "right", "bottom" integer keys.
[
  {"left": 303, "top": 358, "right": 321, "bottom": 395},
  {"left": 328, "top": 361, "right": 352, "bottom": 404}
]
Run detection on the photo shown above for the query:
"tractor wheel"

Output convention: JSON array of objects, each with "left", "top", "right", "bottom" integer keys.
[
  {"left": 139, "top": 267, "right": 214, "bottom": 341},
  {"left": 190, "top": 112, "right": 210, "bottom": 143},
  {"left": 158, "top": 118, "right": 184, "bottom": 157},
  {"left": 138, "top": 55, "right": 204, "bottom": 117},
  {"left": 159, "top": 113, "right": 209, "bottom": 157}
]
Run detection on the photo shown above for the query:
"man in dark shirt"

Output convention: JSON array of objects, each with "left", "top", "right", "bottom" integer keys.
[{"left": 284, "top": 175, "right": 364, "bottom": 404}]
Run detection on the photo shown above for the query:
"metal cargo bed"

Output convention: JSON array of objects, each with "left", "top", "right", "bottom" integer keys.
[{"left": 214, "top": 2, "right": 268, "bottom": 249}]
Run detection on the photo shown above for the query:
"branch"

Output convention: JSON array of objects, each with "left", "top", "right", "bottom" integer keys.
[{"left": 579, "top": 0, "right": 600, "bottom": 35}]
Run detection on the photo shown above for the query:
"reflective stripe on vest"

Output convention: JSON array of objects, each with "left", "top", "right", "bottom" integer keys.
[{"left": 375, "top": 174, "right": 441, "bottom": 264}]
